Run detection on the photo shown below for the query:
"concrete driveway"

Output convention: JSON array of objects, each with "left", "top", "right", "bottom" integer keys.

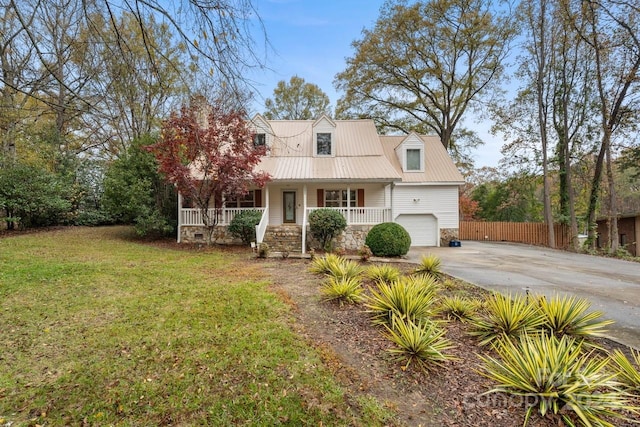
[{"left": 408, "top": 241, "right": 640, "bottom": 349}]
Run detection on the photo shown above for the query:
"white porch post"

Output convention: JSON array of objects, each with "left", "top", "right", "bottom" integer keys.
[
  {"left": 302, "top": 184, "right": 307, "bottom": 254},
  {"left": 389, "top": 183, "right": 395, "bottom": 222},
  {"left": 346, "top": 185, "right": 351, "bottom": 224},
  {"left": 265, "top": 185, "right": 270, "bottom": 210},
  {"left": 177, "top": 192, "right": 182, "bottom": 243}
]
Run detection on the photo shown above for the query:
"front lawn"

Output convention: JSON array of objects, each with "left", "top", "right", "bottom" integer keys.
[{"left": 0, "top": 227, "right": 393, "bottom": 426}]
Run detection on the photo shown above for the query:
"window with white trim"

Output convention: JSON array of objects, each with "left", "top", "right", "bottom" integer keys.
[
  {"left": 406, "top": 148, "right": 422, "bottom": 171},
  {"left": 253, "top": 133, "right": 266, "bottom": 147},
  {"left": 325, "top": 189, "right": 356, "bottom": 207},
  {"left": 316, "top": 133, "right": 332, "bottom": 155},
  {"left": 226, "top": 190, "right": 256, "bottom": 208}
]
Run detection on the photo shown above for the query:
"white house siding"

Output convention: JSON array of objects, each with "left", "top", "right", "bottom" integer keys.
[
  {"left": 392, "top": 184, "right": 459, "bottom": 246},
  {"left": 266, "top": 183, "right": 389, "bottom": 226}
]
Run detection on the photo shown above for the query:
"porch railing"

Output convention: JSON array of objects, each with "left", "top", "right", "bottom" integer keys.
[
  {"left": 255, "top": 207, "right": 269, "bottom": 244},
  {"left": 305, "top": 207, "right": 391, "bottom": 225},
  {"left": 180, "top": 207, "right": 266, "bottom": 226}
]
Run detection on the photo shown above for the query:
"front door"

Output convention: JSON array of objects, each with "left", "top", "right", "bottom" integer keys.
[{"left": 283, "top": 191, "right": 296, "bottom": 223}]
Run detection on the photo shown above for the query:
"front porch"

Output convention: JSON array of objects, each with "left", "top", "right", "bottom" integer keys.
[
  {"left": 177, "top": 183, "right": 394, "bottom": 251},
  {"left": 178, "top": 205, "right": 390, "bottom": 251}
]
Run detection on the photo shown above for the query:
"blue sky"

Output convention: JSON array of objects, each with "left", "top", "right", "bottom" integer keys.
[{"left": 248, "top": 0, "right": 502, "bottom": 167}]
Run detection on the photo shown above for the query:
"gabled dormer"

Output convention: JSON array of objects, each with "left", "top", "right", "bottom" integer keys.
[
  {"left": 250, "top": 113, "right": 273, "bottom": 151},
  {"left": 395, "top": 132, "right": 425, "bottom": 172},
  {"left": 312, "top": 114, "right": 336, "bottom": 157}
]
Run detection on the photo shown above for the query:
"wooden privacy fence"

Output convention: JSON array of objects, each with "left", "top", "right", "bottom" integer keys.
[{"left": 460, "top": 222, "right": 570, "bottom": 248}]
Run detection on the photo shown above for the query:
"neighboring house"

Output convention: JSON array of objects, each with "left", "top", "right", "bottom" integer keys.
[
  {"left": 596, "top": 213, "right": 640, "bottom": 256},
  {"left": 178, "top": 114, "right": 465, "bottom": 252}
]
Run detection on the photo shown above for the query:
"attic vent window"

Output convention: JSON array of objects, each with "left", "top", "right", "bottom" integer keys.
[
  {"left": 316, "top": 133, "right": 331, "bottom": 155},
  {"left": 406, "top": 148, "right": 421, "bottom": 171},
  {"left": 253, "top": 133, "right": 266, "bottom": 147}
]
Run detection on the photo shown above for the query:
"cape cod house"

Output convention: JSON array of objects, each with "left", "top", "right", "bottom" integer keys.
[{"left": 178, "top": 114, "right": 465, "bottom": 253}]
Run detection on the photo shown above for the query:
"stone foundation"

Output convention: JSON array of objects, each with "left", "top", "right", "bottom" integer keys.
[
  {"left": 306, "top": 224, "right": 374, "bottom": 252},
  {"left": 180, "top": 225, "right": 243, "bottom": 245},
  {"left": 440, "top": 228, "right": 459, "bottom": 247}
]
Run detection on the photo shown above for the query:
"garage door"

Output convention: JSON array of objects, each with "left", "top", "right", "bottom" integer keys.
[{"left": 395, "top": 214, "right": 438, "bottom": 246}]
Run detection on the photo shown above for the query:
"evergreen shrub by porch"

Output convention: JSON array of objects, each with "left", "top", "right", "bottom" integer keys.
[
  {"left": 365, "top": 222, "right": 411, "bottom": 257},
  {"left": 228, "top": 210, "right": 263, "bottom": 244},
  {"left": 308, "top": 208, "right": 347, "bottom": 251}
]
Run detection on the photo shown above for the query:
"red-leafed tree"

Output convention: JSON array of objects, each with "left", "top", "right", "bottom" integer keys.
[{"left": 149, "top": 100, "right": 270, "bottom": 244}]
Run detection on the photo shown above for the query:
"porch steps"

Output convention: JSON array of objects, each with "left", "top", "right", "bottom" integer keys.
[{"left": 262, "top": 225, "right": 303, "bottom": 253}]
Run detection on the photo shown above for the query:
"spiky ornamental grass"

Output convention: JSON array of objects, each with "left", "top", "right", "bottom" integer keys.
[
  {"left": 308, "top": 253, "right": 345, "bottom": 275},
  {"left": 537, "top": 294, "right": 614, "bottom": 342},
  {"left": 471, "top": 292, "right": 546, "bottom": 346},
  {"left": 480, "top": 333, "right": 636, "bottom": 427},
  {"left": 320, "top": 276, "right": 364, "bottom": 305},
  {"left": 365, "top": 275, "right": 439, "bottom": 328},
  {"left": 327, "top": 258, "right": 365, "bottom": 280},
  {"left": 438, "top": 295, "right": 481, "bottom": 322},
  {"left": 413, "top": 254, "right": 443, "bottom": 280},
  {"left": 610, "top": 348, "right": 640, "bottom": 392},
  {"left": 385, "top": 318, "right": 454, "bottom": 372},
  {"left": 365, "top": 264, "right": 401, "bottom": 284}
]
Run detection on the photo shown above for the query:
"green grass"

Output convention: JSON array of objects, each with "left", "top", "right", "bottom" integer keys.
[{"left": 0, "top": 227, "right": 394, "bottom": 426}]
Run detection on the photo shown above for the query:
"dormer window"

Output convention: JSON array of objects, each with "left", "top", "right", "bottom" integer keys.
[
  {"left": 406, "top": 148, "right": 421, "bottom": 171},
  {"left": 253, "top": 133, "right": 266, "bottom": 147},
  {"left": 316, "top": 133, "right": 332, "bottom": 155}
]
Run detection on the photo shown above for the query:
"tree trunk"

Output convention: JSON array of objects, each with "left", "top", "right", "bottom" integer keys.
[{"left": 606, "top": 145, "right": 618, "bottom": 253}]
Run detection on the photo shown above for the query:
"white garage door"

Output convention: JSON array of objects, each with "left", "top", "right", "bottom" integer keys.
[{"left": 395, "top": 214, "right": 438, "bottom": 246}]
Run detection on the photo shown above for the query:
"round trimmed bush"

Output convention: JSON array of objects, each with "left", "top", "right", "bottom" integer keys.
[
  {"left": 228, "top": 210, "right": 263, "bottom": 245},
  {"left": 308, "top": 208, "right": 347, "bottom": 251},
  {"left": 365, "top": 222, "right": 411, "bottom": 257}
]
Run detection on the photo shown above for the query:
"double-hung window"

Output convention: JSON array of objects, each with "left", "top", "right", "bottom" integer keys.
[
  {"left": 316, "top": 133, "right": 332, "bottom": 155},
  {"left": 324, "top": 189, "right": 356, "bottom": 207},
  {"left": 406, "top": 148, "right": 421, "bottom": 171}
]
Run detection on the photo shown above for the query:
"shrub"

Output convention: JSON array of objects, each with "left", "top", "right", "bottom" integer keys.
[
  {"left": 414, "top": 254, "right": 443, "bottom": 280},
  {"left": 309, "top": 253, "right": 345, "bottom": 275},
  {"left": 480, "top": 333, "right": 634, "bottom": 427},
  {"left": 327, "top": 259, "right": 364, "bottom": 280},
  {"left": 537, "top": 294, "right": 613, "bottom": 342},
  {"left": 358, "top": 245, "right": 373, "bottom": 262},
  {"left": 610, "top": 349, "right": 640, "bottom": 391},
  {"left": 102, "top": 135, "right": 176, "bottom": 237},
  {"left": 228, "top": 210, "right": 263, "bottom": 245},
  {"left": 308, "top": 208, "right": 347, "bottom": 251},
  {"left": 366, "top": 276, "right": 438, "bottom": 328},
  {"left": 385, "top": 318, "right": 454, "bottom": 372},
  {"left": 321, "top": 276, "right": 363, "bottom": 305},
  {"left": 365, "top": 264, "right": 401, "bottom": 284},
  {"left": 438, "top": 295, "right": 480, "bottom": 322},
  {"left": 257, "top": 243, "right": 269, "bottom": 258},
  {"left": 365, "top": 222, "right": 411, "bottom": 257},
  {"left": 0, "top": 161, "right": 71, "bottom": 229},
  {"left": 470, "top": 292, "right": 545, "bottom": 346}
]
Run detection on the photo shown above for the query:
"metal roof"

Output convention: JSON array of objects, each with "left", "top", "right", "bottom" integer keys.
[
  {"left": 184, "top": 116, "right": 465, "bottom": 184},
  {"left": 379, "top": 135, "right": 465, "bottom": 184}
]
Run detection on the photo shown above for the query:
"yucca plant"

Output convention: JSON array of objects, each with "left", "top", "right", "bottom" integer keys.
[
  {"left": 610, "top": 348, "right": 640, "bottom": 392},
  {"left": 471, "top": 292, "right": 546, "bottom": 346},
  {"left": 365, "top": 276, "right": 438, "bottom": 328},
  {"left": 308, "top": 253, "right": 344, "bottom": 275},
  {"left": 327, "top": 258, "right": 365, "bottom": 280},
  {"left": 385, "top": 318, "right": 454, "bottom": 371},
  {"left": 365, "top": 264, "right": 401, "bottom": 284},
  {"left": 413, "top": 254, "right": 443, "bottom": 280},
  {"left": 537, "top": 294, "right": 614, "bottom": 341},
  {"left": 321, "top": 276, "right": 364, "bottom": 305},
  {"left": 480, "top": 333, "right": 635, "bottom": 427},
  {"left": 438, "top": 295, "right": 480, "bottom": 322}
]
